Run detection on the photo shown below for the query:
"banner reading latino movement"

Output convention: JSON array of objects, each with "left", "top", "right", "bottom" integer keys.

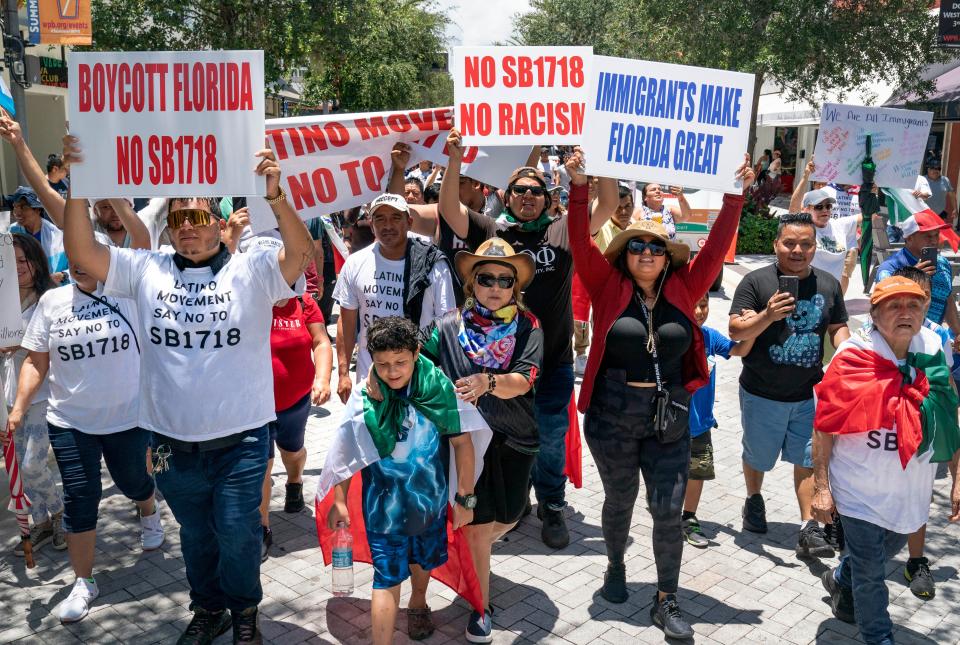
[
  {"left": 453, "top": 46, "right": 592, "bottom": 146},
  {"left": 27, "top": 0, "right": 92, "bottom": 45},
  {"left": 68, "top": 51, "right": 266, "bottom": 198},
  {"left": 581, "top": 56, "right": 755, "bottom": 193}
]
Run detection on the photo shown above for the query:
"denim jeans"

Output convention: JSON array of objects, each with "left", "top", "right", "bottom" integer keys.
[
  {"left": 153, "top": 426, "right": 269, "bottom": 612},
  {"left": 48, "top": 424, "right": 154, "bottom": 533},
  {"left": 531, "top": 364, "right": 575, "bottom": 507},
  {"left": 835, "top": 514, "right": 910, "bottom": 645}
]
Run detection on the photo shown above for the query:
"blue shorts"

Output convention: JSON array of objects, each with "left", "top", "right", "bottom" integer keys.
[
  {"left": 739, "top": 387, "right": 814, "bottom": 471},
  {"left": 268, "top": 392, "right": 312, "bottom": 459},
  {"left": 367, "top": 513, "right": 448, "bottom": 590}
]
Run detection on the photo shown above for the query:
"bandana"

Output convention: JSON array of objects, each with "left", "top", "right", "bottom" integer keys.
[
  {"left": 457, "top": 301, "right": 519, "bottom": 369},
  {"left": 496, "top": 209, "right": 555, "bottom": 233}
]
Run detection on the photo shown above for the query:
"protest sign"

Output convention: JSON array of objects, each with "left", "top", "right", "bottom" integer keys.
[
  {"left": 68, "top": 50, "right": 265, "bottom": 198},
  {"left": 407, "top": 136, "right": 531, "bottom": 189},
  {"left": 27, "top": 0, "right": 92, "bottom": 45},
  {"left": 581, "top": 56, "right": 755, "bottom": 193},
  {"left": 811, "top": 104, "right": 933, "bottom": 190},
  {"left": 0, "top": 234, "right": 23, "bottom": 349},
  {"left": 453, "top": 46, "right": 591, "bottom": 146}
]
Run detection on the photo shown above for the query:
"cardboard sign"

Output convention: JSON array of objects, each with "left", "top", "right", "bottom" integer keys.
[
  {"left": 811, "top": 104, "right": 933, "bottom": 189},
  {"left": 27, "top": 0, "right": 92, "bottom": 45},
  {"left": 68, "top": 50, "right": 266, "bottom": 198},
  {"left": 0, "top": 234, "right": 23, "bottom": 349},
  {"left": 453, "top": 46, "right": 591, "bottom": 145},
  {"left": 582, "top": 56, "right": 755, "bottom": 193}
]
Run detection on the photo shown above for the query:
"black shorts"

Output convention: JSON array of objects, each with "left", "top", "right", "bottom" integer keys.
[
  {"left": 688, "top": 431, "right": 715, "bottom": 481},
  {"left": 268, "top": 392, "right": 311, "bottom": 459},
  {"left": 471, "top": 433, "right": 536, "bottom": 525}
]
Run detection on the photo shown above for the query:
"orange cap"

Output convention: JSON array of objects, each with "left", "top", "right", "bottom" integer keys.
[{"left": 870, "top": 276, "right": 927, "bottom": 305}]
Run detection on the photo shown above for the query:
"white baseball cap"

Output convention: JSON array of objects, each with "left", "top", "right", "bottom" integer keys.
[{"left": 368, "top": 193, "right": 410, "bottom": 217}]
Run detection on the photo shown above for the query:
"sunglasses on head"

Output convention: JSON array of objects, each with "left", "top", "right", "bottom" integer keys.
[
  {"left": 509, "top": 184, "right": 546, "bottom": 197},
  {"left": 627, "top": 238, "right": 667, "bottom": 256},
  {"left": 812, "top": 203, "right": 834, "bottom": 211},
  {"left": 167, "top": 209, "right": 215, "bottom": 229},
  {"left": 476, "top": 273, "right": 517, "bottom": 289}
]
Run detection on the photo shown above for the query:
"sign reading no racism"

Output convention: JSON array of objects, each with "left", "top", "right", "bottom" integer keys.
[
  {"left": 68, "top": 50, "right": 266, "bottom": 198},
  {"left": 453, "top": 46, "right": 592, "bottom": 146},
  {"left": 582, "top": 56, "right": 755, "bottom": 193}
]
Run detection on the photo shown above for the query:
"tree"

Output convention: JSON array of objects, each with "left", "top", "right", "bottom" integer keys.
[{"left": 514, "top": 0, "right": 948, "bottom": 150}]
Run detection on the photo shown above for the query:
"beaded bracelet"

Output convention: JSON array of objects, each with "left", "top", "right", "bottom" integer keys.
[{"left": 487, "top": 373, "right": 497, "bottom": 393}]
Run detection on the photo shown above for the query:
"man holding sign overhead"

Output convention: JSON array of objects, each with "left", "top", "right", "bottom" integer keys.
[{"left": 61, "top": 133, "right": 314, "bottom": 644}]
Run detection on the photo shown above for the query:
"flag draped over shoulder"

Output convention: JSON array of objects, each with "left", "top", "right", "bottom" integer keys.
[
  {"left": 814, "top": 326, "right": 960, "bottom": 469},
  {"left": 314, "top": 361, "right": 493, "bottom": 615}
]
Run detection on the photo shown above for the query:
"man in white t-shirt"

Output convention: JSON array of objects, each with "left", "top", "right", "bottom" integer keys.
[
  {"left": 803, "top": 188, "right": 861, "bottom": 294},
  {"left": 333, "top": 193, "right": 455, "bottom": 402},
  {"left": 60, "top": 136, "right": 314, "bottom": 644}
]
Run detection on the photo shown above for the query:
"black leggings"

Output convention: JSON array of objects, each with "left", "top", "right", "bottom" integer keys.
[{"left": 583, "top": 375, "right": 690, "bottom": 594}]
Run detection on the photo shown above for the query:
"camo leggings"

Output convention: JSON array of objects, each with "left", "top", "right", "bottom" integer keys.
[{"left": 583, "top": 376, "right": 690, "bottom": 594}]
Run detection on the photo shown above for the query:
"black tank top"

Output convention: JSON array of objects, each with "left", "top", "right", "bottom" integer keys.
[{"left": 600, "top": 295, "right": 692, "bottom": 385}]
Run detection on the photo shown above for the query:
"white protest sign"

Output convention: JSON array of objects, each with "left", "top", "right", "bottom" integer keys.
[
  {"left": 407, "top": 135, "right": 531, "bottom": 189},
  {"left": 0, "top": 234, "right": 23, "bottom": 349},
  {"left": 68, "top": 50, "right": 266, "bottom": 198},
  {"left": 811, "top": 104, "right": 933, "bottom": 189},
  {"left": 453, "top": 46, "right": 591, "bottom": 145},
  {"left": 581, "top": 56, "right": 755, "bottom": 193}
]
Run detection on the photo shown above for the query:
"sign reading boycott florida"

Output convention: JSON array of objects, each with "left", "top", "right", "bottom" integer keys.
[
  {"left": 68, "top": 50, "right": 266, "bottom": 198},
  {"left": 811, "top": 103, "right": 933, "bottom": 190},
  {"left": 582, "top": 56, "right": 755, "bottom": 193},
  {"left": 453, "top": 46, "right": 591, "bottom": 145}
]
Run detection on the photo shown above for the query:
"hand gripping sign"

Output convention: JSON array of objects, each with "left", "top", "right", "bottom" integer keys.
[{"left": 68, "top": 50, "right": 266, "bottom": 198}]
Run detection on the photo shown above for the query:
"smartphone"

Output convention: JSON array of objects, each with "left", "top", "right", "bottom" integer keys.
[
  {"left": 920, "top": 246, "right": 938, "bottom": 265},
  {"left": 778, "top": 275, "right": 799, "bottom": 299}
]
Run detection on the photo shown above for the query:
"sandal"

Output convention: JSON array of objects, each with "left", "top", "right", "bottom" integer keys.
[{"left": 407, "top": 606, "right": 435, "bottom": 640}]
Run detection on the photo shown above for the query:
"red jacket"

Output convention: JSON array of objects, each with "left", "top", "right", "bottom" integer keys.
[{"left": 568, "top": 183, "right": 744, "bottom": 413}]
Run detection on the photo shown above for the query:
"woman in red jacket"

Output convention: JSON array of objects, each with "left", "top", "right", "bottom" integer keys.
[{"left": 566, "top": 151, "right": 754, "bottom": 639}]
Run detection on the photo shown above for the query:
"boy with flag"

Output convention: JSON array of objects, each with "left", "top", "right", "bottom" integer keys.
[
  {"left": 813, "top": 276, "right": 960, "bottom": 644},
  {"left": 316, "top": 316, "right": 490, "bottom": 644}
]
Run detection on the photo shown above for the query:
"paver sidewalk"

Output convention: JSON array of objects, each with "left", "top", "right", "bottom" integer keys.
[{"left": 0, "top": 257, "right": 958, "bottom": 644}]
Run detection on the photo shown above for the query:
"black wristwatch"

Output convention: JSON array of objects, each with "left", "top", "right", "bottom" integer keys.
[{"left": 455, "top": 492, "right": 478, "bottom": 509}]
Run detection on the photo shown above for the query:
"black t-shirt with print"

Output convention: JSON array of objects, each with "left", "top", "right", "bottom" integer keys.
[
  {"left": 730, "top": 264, "right": 848, "bottom": 402},
  {"left": 465, "top": 208, "right": 572, "bottom": 373},
  {"left": 437, "top": 212, "right": 474, "bottom": 307}
]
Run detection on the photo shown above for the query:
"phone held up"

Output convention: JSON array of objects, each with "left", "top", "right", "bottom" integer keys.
[
  {"left": 920, "top": 246, "right": 938, "bottom": 266},
  {"left": 778, "top": 275, "right": 799, "bottom": 300}
]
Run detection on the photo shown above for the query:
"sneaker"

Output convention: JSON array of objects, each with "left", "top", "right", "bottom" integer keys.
[
  {"left": 574, "top": 354, "right": 588, "bottom": 376},
  {"left": 600, "top": 562, "right": 628, "bottom": 603},
  {"left": 284, "top": 482, "right": 305, "bottom": 513},
  {"left": 261, "top": 526, "right": 272, "bottom": 563},
  {"left": 464, "top": 608, "right": 492, "bottom": 643},
  {"left": 650, "top": 593, "right": 694, "bottom": 639},
  {"left": 797, "top": 522, "right": 835, "bottom": 559},
  {"left": 51, "top": 513, "right": 67, "bottom": 550},
  {"left": 682, "top": 516, "right": 709, "bottom": 548},
  {"left": 537, "top": 504, "right": 570, "bottom": 549},
  {"left": 407, "top": 606, "right": 434, "bottom": 640},
  {"left": 821, "top": 568, "right": 855, "bottom": 623},
  {"left": 13, "top": 521, "right": 53, "bottom": 556},
  {"left": 176, "top": 607, "right": 232, "bottom": 645},
  {"left": 140, "top": 502, "right": 165, "bottom": 551},
  {"left": 905, "top": 557, "right": 936, "bottom": 600},
  {"left": 58, "top": 577, "right": 99, "bottom": 623},
  {"left": 742, "top": 494, "right": 768, "bottom": 533},
  {"left": 231, "top": 606, "right": 262, "bottom": 644}
]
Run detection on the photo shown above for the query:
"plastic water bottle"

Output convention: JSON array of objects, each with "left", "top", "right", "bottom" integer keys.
[{"left": 331, "top": 522, "right": 354, "bottom": 596}]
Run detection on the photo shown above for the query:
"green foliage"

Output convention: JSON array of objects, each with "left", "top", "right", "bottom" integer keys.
[{"left": 737, "top": 214, "right": 779, "bottom": 255}]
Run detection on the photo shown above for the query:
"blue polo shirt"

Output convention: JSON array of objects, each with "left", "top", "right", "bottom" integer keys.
[
  {"left": 689, "top": 326, "right": 735, "bottom": 438},
  {"left": 876, "top": 248, "right": 953, "bottom": 325}
]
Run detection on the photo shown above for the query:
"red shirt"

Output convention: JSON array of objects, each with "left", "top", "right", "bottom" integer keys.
[{"left": 271, "top": 296, "right": 324, "bottom": 411}]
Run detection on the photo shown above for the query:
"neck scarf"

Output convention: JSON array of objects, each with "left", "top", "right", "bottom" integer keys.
[
  {"left": 496, "top": 209, "right": 554, "bottom": 233},
  {"left": 457, "top": 301, "right": 519, "bottom": 369},
  {"left": 362, "top": 354, "right": 461, "bottom": 458}
]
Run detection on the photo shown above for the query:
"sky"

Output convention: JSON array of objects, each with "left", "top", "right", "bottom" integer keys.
[{"left": 439, "top": 0, "right": 532, "bottom": 47}]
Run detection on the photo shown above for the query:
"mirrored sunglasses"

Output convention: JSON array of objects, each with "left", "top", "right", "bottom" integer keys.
[{"left": 167, "top": 208, "right": 215, "bottom": 229}]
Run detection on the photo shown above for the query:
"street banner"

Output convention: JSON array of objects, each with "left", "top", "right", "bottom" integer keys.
[
  {"left": 68, "top": 50, "right": 266, "bottom": 198},
  {"left": 581, "top": 56, "right": 755, "bottom": 193},
  {"left": 0, "top": 234, "right": 23, "bottom": 349},
  {"left": 939, "top": 2, "right": 960, "bottom": 47},
  {"left": 27, "top": 0, "right": 93, "bottom": 45},
  {"left": 453, "top": 46, "right": 591, "bottom": 146},
  {"left": 811, "top": 103, "right": 933, "bottom": 190}
]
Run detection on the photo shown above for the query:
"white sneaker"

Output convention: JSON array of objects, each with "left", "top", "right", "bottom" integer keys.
[
  {"left": 59, "top": 577, "right": 99, "bottom": 623},
  {"left": 140, "top": 501, "right": 165, "bottom": 551},
  {"left": 574, "top": 354, "right": 588, "bottom": 376}
]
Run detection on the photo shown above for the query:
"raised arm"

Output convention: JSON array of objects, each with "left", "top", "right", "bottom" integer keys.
[
  {"left": 109, "top": 198, "right": 150, "bottom": 250},
  {"left": 564, "top": 151, "right": 617, "bottom": 298},
  {"left": 524, "top": 145, "right": 541, "bottom": 169},
  {"left": 61, "top": 136, "right": 111, "bottom": 282},
  {"left": 257, "top": 148, "right": 314, "bottom": 285},
  {"left": 386, "top": 142, "right": 412, "bottom": 195},
  {"left": 438, "top": 129, "right": 471, "bottom": 239},
  {"left": 0, "top": 110, "right": 66, "bottom": 227},
  {"left": 670, "top": 185, "right": 692, "bottom": 223},
  {"left": 789, "top": 158, "right": 815, "bottom": 212},
  {"left": 589, "top": 174, "right": 619, "bottom": 235}
]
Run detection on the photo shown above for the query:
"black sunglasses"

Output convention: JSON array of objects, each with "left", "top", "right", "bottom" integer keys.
[
  {"left": 627, "top": 238, "right": 667, "bottom": 256},
  {"left": 476, "top": 273, "right": 516, "bottom": 289},
  {"left": 509, "top": 185, "right": 546, "bottom": 197},
  {"left": 812, "top": 203, "right": 834, "bottom": 211}
]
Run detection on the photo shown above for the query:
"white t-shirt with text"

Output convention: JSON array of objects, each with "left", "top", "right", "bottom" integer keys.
[{"left": 811, "top": 216, "right": 859, "bottom": 280}]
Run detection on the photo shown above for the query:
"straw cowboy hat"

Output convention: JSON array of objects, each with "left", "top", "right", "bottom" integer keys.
[
  {"left": 603, "top": 219, "right": 691, "bottom": 268},
  {"left": 455, "top": 238, "right": 535, "bottom": 289}
]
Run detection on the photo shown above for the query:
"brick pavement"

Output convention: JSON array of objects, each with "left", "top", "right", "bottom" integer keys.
[{"left": 1, "top": 257, "right": 959, "bottom": 644}]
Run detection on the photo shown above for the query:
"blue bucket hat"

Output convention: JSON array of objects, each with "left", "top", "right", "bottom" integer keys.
[{"left": 8, "top": 185, "right": 42, "bottom": 209}]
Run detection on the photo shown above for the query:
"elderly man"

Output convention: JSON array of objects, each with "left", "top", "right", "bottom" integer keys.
[
  {"left": 813, "top": 276, "right": 960, "bottom": 644},
  {"left": 802, "top": 188, "right": 861, "bottom": 294}
]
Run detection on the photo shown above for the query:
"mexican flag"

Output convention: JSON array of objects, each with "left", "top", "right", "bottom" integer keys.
[
  {"left": 319, "top": 216, "right": 350, "bottom": 274},
  {"left": 884, "top": 188, "right": 960, "bottom": 252},
  {"left": 314, "top": 361, "right": 492, "bottom": 614},
  {"left": 814, "top": 325, "right": 960, "bottom": 469}
]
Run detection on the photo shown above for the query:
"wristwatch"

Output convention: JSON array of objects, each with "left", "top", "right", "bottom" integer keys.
[{"left": 455, "top": 492, "right": 478, "bottom": 509}]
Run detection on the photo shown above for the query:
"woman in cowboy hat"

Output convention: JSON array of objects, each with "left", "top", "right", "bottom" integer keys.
[{"left": 566, "top": 149, "right": 755, "bottom": 639}]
